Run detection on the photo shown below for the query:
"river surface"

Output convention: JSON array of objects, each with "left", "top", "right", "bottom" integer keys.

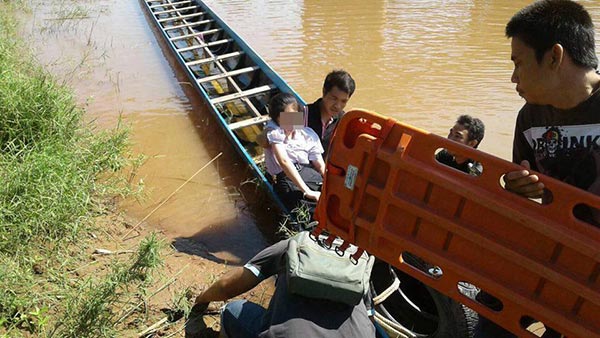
[{"left": 22, "top": 0, "right": 600, "bottom": 263}]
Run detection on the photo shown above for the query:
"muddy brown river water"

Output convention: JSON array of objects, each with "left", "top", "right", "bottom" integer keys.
[{"left": 22, "top": 0, "right": 600, "bottom": 263}]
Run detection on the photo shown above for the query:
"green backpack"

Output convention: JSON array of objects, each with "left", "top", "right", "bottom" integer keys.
[{"left": 286, "top": 231, "right": 375, "bottom": 306}]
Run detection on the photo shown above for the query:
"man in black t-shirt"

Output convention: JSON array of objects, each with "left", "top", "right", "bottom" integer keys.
[
  {"left": 435, "top": 115, "right": 485, "bottom": 176},
  {"left": 503, "top": 0, "right": 600, "bottom": 203},
  {"left": 477, "top": 1, "right": 600, "bottom": 337},
  {"left": 305, "top": 70, "right": 355, "bottom": 158}
]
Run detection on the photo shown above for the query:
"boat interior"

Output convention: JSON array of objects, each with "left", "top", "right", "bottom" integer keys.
[{"left": 145, "top": 0, "right": 289, "bottom": 161}]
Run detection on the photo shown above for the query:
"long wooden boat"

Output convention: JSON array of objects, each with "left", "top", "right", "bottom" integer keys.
[{"left": 141, "top": 0, "right": 303, "bottom": 213}]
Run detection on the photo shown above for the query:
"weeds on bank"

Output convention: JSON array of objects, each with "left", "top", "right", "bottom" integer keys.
[
  {"left": 30, "top": 0, "right": 108, "bottom": 84},
  {"left": 50, "top": 234, "right": 164, "bottom": 338},
  {"left": 0, "top": 4, "right": 158, "bottom": 337},
  {"left": 0, "top": 233, "right": 165, "bottom": 337},
  {"left": 0, "top": 9, "right": 79, "bottom": 154},
  {"left": 169, "top": 287, "right": 195, "bottom": 319},
  {"left": 0, "top": 3, "right": 137, "bottom": 248},
  {"left": 54, "top": 5, "right": 89, "bottom": 21},
  {"left": 276, "top": 203, "right": 314, "bottom": 239}
]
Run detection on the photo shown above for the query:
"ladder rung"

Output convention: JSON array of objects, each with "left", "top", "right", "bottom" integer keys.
[
  {"left": 164, "top": 19, "right": 212, "bottom": 31},
  {"left": 229, "top": 115, "right": 271, "bottom": 131},
  {"left": 211, "top": 85, "right": 276, "bottom": 105},
  {"left": 149, "top": 0, "right": 191, "bottom": 9},
  {"left": 176, "top": 38, "right": 231, "bottom": 53},
  {"left": 186, "top": 51, "right": 244, "bottom": 67},
  {"left": 153, "top": 5, "right": 197, "bottom": 15},
  {"left": 169, "top": 28, "right": 222, "bottom": 42},
  {"left": 198, "top": 66, "right": 259, "bottom": 84},
  {"left": 157, "top": 12, "right": 204, "bottom": 23}
]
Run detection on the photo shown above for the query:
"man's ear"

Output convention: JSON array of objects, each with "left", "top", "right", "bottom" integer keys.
[
  {"left": 550, "top": 43, "right": 564, "bottom": 69},
  {"left": 467, "top": 139, "right": 478, "bottom": 148}
]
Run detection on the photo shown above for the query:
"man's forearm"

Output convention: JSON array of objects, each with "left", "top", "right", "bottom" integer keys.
[{"left": 195, "top": 267, "right": 260, "bottom": 304}]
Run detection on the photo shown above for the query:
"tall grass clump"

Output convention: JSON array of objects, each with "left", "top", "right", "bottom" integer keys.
[
  {"left": 0, "top": 4, "right": 131, "bottom": 253},
  {"left": 0, "top": 9, "right": 79, "bottom": 154},
  {"left": 0, "top": 4, "right": 153, "bottom": 337},
  {"left": 276, "top": 203, "right": 316, "bottom": 239}
]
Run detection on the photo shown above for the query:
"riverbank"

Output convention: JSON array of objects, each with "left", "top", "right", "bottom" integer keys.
[
  {"left": 0, "top": 2, "right": 273, "bottom": 337},
  {"left": 0, "top": 2, "right": 160, "bottom": 336}
]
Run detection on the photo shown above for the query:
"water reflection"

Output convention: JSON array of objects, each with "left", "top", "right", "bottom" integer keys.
[{"left": 300, "top": 0, "right": 386, "bottom": 107}]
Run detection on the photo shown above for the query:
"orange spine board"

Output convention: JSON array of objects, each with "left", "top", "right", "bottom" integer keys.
[{"left": 316, "top": 109, "right": 600, "bottom": 338}]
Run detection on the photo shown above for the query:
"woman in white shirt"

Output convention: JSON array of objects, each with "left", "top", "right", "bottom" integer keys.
[{"left": 264, "top": 93, "right": 325, "bottom": 214}]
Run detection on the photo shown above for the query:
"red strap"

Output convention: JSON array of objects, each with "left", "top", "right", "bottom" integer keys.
[
  {"left": 350, "top": 248, "right": 365, "bottom": 264},
  {"left": 324, "top": 233, "right": 336, "bottom": 248},
  {"left": 335, "top": 241, "right": 351, "bottom": 256},
  {"left": 310, "top": 227, "right": 323, "bottom": 239}
]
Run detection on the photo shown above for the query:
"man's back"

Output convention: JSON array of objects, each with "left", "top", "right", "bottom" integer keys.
[{"left": 244, "top": 239, "right": 375, "bottom": 338}]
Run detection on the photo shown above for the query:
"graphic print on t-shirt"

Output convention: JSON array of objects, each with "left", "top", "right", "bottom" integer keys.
[{"left": 522, "top": 123, "right": 600, "bottom": 190}]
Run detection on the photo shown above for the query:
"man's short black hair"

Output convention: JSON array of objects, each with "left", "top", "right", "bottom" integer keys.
[
  {"left": 323, "top": 70, "right": 356, "bottom": 97},
  {"left": 506, "top": 0, "right": 598, "bottom": 69},
  {"left": 457, "top": 115, "right": 485, "bottom": 148}
]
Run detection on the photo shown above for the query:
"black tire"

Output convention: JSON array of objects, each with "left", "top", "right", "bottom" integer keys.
[{"left": 370, "top": 260, "right": 478, "bottom": 338}]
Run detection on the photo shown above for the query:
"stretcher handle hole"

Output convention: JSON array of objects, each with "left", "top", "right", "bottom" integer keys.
[
  {"left": 519, "top": 315, "right": 563, "bottom": 337},
  {"left": 401, "top": 252, "right": 443, "bottom": 280},
  {"left": 474, "top": 290, "right": 504, "bottom": 312},
  {"left": 456, "top": 280, "right": 480, "bottom": 301},
  {"left": 498, "top": 174, "right": 555, "bottom": 205},
  {"left": 573, "top": 203, "right": 600, "bottom": 228},
  {"left": 434, "top": 148, "right": 484, "bottom": 176}
]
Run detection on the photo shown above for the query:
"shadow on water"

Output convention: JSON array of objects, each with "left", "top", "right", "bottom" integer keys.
[
  {"left": 138, "top": 0, "right": 282, "bottom": 262},
  {"left": 172, "top": 217, "right": 270, "bottom": 265},
  {"left": 172, "top": 226, "right": 252, "bottom": 265}
]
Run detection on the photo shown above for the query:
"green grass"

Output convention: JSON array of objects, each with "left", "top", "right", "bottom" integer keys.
[
  {"left": 276, "top": 203, "right": 315, "bottom": 239},
  {"left": 50, "top": 235, "right": 164, "bottom": 338},
  {"left": 0, "top": 4, "right": 161, "bottom": 337},
  {"left": 54, "top": 5, "right": 89, "bottom": 21},
  {"left": 0, "top": 2, "right": 128, "bottom": 251}
]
